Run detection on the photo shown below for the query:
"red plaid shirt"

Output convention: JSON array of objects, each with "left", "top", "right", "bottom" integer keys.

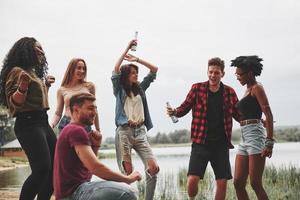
[{"left": 175, "top": 81, "right": 240, "bottom": 148}]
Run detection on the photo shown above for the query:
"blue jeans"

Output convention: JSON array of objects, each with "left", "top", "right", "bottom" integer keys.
[
  {"left": 115, "top": 125, "right": 157, "bottom": 200},
  {"left": 61, "top": 181, "right": 137, "bottom": 200}
]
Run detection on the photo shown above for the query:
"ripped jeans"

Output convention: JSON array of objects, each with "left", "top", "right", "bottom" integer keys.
[{"left": 115, "top": 125, "right": 158, "bottom": 200}]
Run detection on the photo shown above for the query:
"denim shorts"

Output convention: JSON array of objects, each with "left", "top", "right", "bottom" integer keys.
[
  {"left": 58, "top": 115, "right": 92, "bottom": 133},
  {"left": 61, "top": 181, "right": 137, "bottom": 200},
  {"left": 237, "top": 122, "right": 266, "bottom": 156}
]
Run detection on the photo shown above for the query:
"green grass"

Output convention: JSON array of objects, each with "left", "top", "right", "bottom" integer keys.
[
  {"left": 98, "top": 152, "right": 116, "bottom": 159},
  {"left": 136, "top": 165, "right": 300, "bottom": 200}
]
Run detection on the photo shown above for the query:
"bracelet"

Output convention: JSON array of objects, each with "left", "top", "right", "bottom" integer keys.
[{"left": 265, "top": 138, "right": 274, "bottom": 148}]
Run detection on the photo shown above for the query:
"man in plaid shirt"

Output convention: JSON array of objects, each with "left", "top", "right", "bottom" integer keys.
[{"left": 167, "top": 57, "right": 240, "bottom": 200}]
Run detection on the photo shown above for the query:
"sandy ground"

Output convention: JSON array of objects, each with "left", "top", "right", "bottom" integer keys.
[
  {"left": 0, "top": 164, "right": 28, "bottom": 172},
  {"left": 0, "top": 190, "right": 20, "bottom": 200},
  {"left": 0, "top": 191, "right": 55, "bottom": 200}
]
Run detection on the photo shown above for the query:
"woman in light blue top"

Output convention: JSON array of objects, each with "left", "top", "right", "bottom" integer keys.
[{"left": 111, "top": 40, "right": 159, "bottom": 200}]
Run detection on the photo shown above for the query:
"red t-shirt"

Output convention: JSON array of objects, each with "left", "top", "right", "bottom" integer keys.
[{"left": 53, "top": 123, "right": 92, "bottom": 200}]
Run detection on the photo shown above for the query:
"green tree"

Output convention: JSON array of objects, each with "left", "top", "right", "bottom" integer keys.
[
  {"left": 169, "top": 129, "right": 190, "bottom": 143},
  {"left": 0, "top": 106, "right": 15, "bottom": 146}
]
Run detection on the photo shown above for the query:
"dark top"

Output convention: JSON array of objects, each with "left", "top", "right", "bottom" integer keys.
[
  {"left": 237, "top": 93, "right": 262, "bottom": 120},
  {"left": 5, "top": 67, "right": 49, "bottom": 116},
  {"left": 54, "top": 123, "right": 92, "bottom": 199},
  {"left": 206, "top": 85, "right": 226, "bottom": 142},
  {"left": 175, "top": 81, "right": 240, "bottom": 148}
]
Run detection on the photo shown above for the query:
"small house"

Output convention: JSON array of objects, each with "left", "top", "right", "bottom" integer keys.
[{"left": 0, "top": 139, "right": 26, "bottom": 157}]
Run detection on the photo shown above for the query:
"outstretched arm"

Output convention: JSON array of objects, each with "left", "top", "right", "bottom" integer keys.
[
  {"left": 114, "top": 40, "right": 137, "bottom": 73},
  {"left": 74, "top": 145, "right": 141, "bottom": 184},
  {"left": 172, "top": 84, "right": 197, "bottom": 118},
  {"left": 124, "top": 54, "right": 158, "bottom": 73}
]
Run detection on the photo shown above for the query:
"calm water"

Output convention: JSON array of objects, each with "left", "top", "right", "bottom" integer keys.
[{"left": 0, "top": 142, "right": 299, "bottom": 190}]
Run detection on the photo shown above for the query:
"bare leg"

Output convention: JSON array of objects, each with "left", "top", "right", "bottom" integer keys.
[
  {"left": 215, "top": 179, "right": 227, "bottom": 200},
  {"left": 187, "top": 175, "right": 200, "bottom": 198},
  {"left": 122, "top": 161, "right": 133, "bottom": 175},
  {"left": 249, "top": 154, "right": 269, "bottom": 200},
  {"left": 234, "top": 155, "right": 250, "bottom": 200}
]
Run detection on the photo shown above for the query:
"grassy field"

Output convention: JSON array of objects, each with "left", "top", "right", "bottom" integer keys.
[{"left": 136, "top": 165, "right": 300, "bottom": 200}]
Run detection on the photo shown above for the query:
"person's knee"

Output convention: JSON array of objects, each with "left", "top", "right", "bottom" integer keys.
[
  {"left": 187, "top": 176, "right": 199, "bottom": 197},
  {"left": 123, "top": 188, "right": 138, "bottom": 200},
  {"left": 250, "top": 179, "right": 262, "bottom": 191},
  {"left": 146, "top": 159, "right": 159, "bottom": 177},
  {"left": 148, "top": 164, "right": 159, "bottom": 177},
  {"left": 122, "top": 161, "right": 133, "bottom": 175},
  {"left": 234, "top": 178, "right": 246, "bottom": 190},
  {"left": 216, "top": 179, "right": 227, "bottom": 190}
]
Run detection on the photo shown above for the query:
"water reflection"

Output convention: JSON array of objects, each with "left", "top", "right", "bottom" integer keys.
[
  {"left": 1, "top": 142, "right": 299, "bottom": 190},
  {"left": 0, "top": 166, "right": 31, "bottom": 189}
]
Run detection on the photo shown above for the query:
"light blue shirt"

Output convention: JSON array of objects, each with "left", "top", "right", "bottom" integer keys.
[{"left": 111, "top": 71, "right": 157, "bottom": 131}]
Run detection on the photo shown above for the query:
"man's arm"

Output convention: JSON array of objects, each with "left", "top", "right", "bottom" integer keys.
[
  {"left": 231, "top": 89, "right": 241, "bottom": 123},
  {"left": 74, "top": 145, "right": 141, "bottom": 184},
  {"left": 174, "top": 84, "right": 197, "bottom": 117}
]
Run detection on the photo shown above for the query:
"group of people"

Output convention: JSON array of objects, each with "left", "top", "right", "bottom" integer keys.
[{"left": 0, "top": 37, "right": 274, "bottom": 200}]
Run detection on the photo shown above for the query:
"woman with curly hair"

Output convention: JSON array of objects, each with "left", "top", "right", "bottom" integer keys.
[
  {"left": 231, "top": 56, "right": 274, "bottom": 200},
  {"left": 0, "top": 37, "right": 56, "bottom": 200},
  {"left": 50, "top": 58, "right": 100, "bottom": 134}
]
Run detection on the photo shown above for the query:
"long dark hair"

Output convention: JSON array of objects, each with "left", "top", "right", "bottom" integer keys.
[
  {"left": 120, "top": 64, "right": 140, "bottom": 97},
  {"left": 0, "top": 37, "right": 48, "bottom": 107}
]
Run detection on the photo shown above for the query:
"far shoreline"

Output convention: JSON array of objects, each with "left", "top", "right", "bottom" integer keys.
[{"left": 0, "top": 163, "right": 28, "bottom": 173}]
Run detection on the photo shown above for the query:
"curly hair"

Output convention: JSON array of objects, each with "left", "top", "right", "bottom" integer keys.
[
  {"left": 230, "top": 55, "right": 263, "bottom": 76},
  {"left": 120, "top": 64, "right": 140, "bottom": 97},
  {"left": 0, "top": 37, "right": 48, "bottom": 107}
]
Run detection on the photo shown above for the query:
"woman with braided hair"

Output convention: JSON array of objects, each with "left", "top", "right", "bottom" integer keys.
[
  {"left": 231, "top": 55, "right": 274, "bottom": 200},
  {"left": 0, "top": 37, "right": 56, "bottom": 200}
]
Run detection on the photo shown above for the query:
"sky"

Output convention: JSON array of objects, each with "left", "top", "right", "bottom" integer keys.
[{"left": 1, "top": 0, "right": 299, "bottom": 139}]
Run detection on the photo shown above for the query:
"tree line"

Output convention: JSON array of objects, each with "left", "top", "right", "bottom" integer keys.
[
  {"left": 0, "top": 106, "right": 15, "bottom": 146},
  {"left": 1, "top": 105, "right": 300, "bottom": 146},
  {"left": 104, "top": 126, "right": 300, "bottom": 145}
]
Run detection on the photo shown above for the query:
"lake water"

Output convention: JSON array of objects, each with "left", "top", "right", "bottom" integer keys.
[{"left": 0, "top": 142, "right": 299, "bottom": 191}]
